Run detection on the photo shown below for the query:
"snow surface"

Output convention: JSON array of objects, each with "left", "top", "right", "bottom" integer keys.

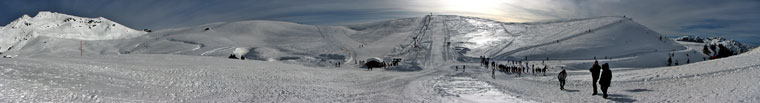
[{"left": 1, "top": 13, "right": 758, "bottom": 102}]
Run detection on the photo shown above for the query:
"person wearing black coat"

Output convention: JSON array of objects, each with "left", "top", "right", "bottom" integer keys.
[
  {"left": 599, "top": 63, "right": 612, "bottom": 98},
  {"left": 558, "top": 69, "right": 567, "bottom": 90},
  {"left": 589, "top": 61, "right": 601, "bottom": 95}
]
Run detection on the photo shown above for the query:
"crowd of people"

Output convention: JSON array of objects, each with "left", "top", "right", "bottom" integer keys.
[
  {"left": 478, "top": 56, "right": 550, "bottom": 78},
  {"left": 476, "top": 56, "right": 614, "bottom": 99}
]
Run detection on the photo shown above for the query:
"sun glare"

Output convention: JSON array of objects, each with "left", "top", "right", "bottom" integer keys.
[{"left": 432, "top": 0, "right": 526, "bottom": 22}]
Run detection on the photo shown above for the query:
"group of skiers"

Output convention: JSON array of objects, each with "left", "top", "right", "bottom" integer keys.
[
  {"left": 327, "top": 61, "right": 342, "bottom": 67},
  {"left": 478, "top": 56, "right": 550, "bottom": 77},
  {"left": 455, "top": 65, "right": 465, "bottom": 72},
  {"left": 667, "top": 52, "right": 694, "bottom": 66}
]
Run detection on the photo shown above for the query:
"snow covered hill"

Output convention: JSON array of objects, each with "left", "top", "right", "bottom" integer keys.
[
  {"left": 1, "top": 13, "right": 711, "bottom": 69},
  {"left": 2, "top": 12, "right": 759, "bottom": 102},
  {"left": 438, "top": 16, "right": 686, "bottom": 61},
  {"left": 0, "top": 11, "right": 146, "bottom": 53}
]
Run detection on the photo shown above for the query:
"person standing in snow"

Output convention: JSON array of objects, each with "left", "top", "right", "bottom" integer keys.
[
  {"left": 543, "top": 65, "right": 548, "bottom": 76},
  {"left": 589, "top": 61, "right": 602, "bottom": 95},
  {"left": 480, "top": 56, "right": 485, "bottom": 66},
  {"left": 675, "top": 60, "right": 679, "bottom": 65},
  {"left": 491, "top": 61, "right": 496, "bottom": 69},
  {"left": 668, "top": 56, "right": 672, "bottom": 66},
  {"left": 462, "top": 65, "right": 466, "bottom": 72},
  {"left": 517, "top": 66, "right": 522, "bottom": 77},
  {"left": 492, "top": 65, "right": 496, "bottom": 75},
  {"left": 532, "top": 64, "right": 536, "bottom": 75},
  {"left": 558, "top": 69, "right": 567, "bottom": 90},
  {"left": 599, "top": 63, "right": 612, "bottom": 98}
]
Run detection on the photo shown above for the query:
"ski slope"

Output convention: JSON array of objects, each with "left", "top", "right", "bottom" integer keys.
[
  {"left": 1, "top": 12, "right": 758, "bottom": 102},
  {"left": 3, "top": 14, "right": 695, "bottom": 69}
]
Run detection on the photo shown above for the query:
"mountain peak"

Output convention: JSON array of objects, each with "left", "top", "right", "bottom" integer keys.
[{"left": 0, "top": 11, "right": 146, "bottom": 53}]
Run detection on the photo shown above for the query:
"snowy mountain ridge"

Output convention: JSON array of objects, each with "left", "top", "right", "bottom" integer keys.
[
  {"left": 0, "top": 11, "right": 146, "bottom": 53},
  {"left": 674, "top": 36, "right": 751, "bottom": 55}
]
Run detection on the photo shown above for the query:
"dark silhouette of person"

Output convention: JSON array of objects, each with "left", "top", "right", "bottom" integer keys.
[
  {"left": 491, "top": 61, "right": 496, "bottom": 69},
  {"left": 558, "top": 69, "right": 567, "bottom": 90},
  {"left": 543, "top": 65, "right": 548, "bottom": 76},
  {"left": 599, "top": 63, "right": 612, "bottom": 98},
  {"left": 481, "top": 56, "right": 485, "bottom": 66},
  {"left": 589, "top": 61, "right": 601, "bottom": 95},
  {"left": 668, "top": 56, "right": 672, "bottom": 66}
]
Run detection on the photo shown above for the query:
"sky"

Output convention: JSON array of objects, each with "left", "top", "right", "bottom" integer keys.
[{"left": 1, "top": 0, "right": 759, "bottom": 45}]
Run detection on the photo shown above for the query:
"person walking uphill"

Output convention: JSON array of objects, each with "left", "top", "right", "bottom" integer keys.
[
  {"left": 558, "top": 69, "right": 567, "bottom": 90},
  {"left": 589, "top": 61, "right": 602, "bottom": 95},
  {"left": 599, "top": 63, "right": 612, "bottom": 98}
]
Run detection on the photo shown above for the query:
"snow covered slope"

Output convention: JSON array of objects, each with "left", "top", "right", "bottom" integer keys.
[
  {"left": 2, "top": 14, "right": 699, "bottom": 69},
  {"left": 0, "top": 11, "right": 145, "bottom": 53},
  {"left": 113, "top": 20, "right": 365, "bottom": 66},
  {"left": 437, "top": 16, "right": 686, "bottom": 61}
]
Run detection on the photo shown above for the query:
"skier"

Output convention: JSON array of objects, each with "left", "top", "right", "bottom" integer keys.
[
  {"left": 493, "top": 65, "right": 498, "bottom": 75},
  {"left": 675, "top": 60, "right": 679, "bottom": 65},
  {"left": 668, "top": 56, "right": 672, "bottom": 66},
  {"left": 532, "top": 64, "right": 535, "bottom": 75},
  {"left": 687, "top": 59, "right": 690, "bottom": 64},
  {"left": 516, "top": 66, "right": 522, "bottom": 77},
  {"left": 599, "top": 63, "right": 612, "bottom": 98},
  {"left": 491, "top": 61, "right": 496, "bottom": 69},
  {"left": 558, "top": 69, "right": 567, "bottom": 90},
  {"left": 543, "top": 65, "right": 548, "bottom": 76},
  {"left": 480, "top": 56, "right": 485, "bottom": 66},
  {"left": 589, "top": 61, "right": 602, "bottom": 95},
  {"left": 462, "top": 65, "right": 466, "bottom": 72}
]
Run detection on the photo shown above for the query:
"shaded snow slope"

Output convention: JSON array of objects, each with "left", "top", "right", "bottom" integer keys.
[
  {"left": 0, "top": 11, "right": 145, "bottom": 53},
  {"left": 115, "top": 20, "right": 367, "bottom": 66}
]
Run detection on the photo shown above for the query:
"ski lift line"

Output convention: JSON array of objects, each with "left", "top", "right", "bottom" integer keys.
[{"left": 493, "top": 18, "right": 627, "bottom": 60}]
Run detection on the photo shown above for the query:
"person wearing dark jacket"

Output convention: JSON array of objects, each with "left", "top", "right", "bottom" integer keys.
[
  {"left": 558, "top": 69, "right": 567, "bottom": 90},
  {"left": 589, "top": 61, "right": 601, "bottom": 95},
  {"left": 599, "top": 63, "right": 612, "bottom": 98}
]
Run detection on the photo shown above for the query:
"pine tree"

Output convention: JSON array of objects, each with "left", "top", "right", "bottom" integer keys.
[{"left": 702, "top": 45, "right": 711, "bottom": 55}]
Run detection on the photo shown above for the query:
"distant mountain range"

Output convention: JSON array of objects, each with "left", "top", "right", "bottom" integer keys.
[{"left": 674, "top": 36, "right": 752, "bottom": 59}]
